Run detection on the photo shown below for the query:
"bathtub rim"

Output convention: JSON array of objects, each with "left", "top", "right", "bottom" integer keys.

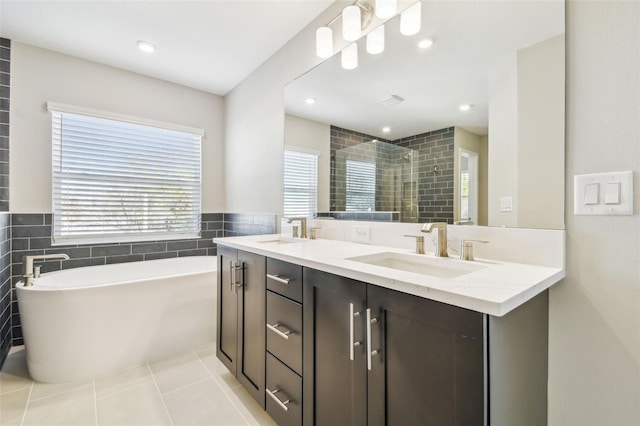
[{"left": 16, "top": 255, "right": 217, "bottom": 291}]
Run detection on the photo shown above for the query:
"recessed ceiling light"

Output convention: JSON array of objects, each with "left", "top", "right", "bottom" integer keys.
[
  {"left": 136, "top": 40, "right": 156, "bottom": 53},
  {"left": 459, "top": 104, "right": 474, "bottom": 111},
  {"left": 382, "top": 126, "right": 391, "bottom": 133},
  {"left": 305, "top": 97, "right": 316, "bottom": 105},
  {"left": 418, "top": 38, "right": 434, "bottom": 49}
]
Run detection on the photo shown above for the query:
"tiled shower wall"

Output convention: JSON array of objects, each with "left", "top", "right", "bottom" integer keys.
[
  {"left": 0, "top": 38, "right": 10, "bottom": 367},
  {"left": 394, "top": 127, "right": 455, "bottom": 224},
  {"left": 328, "top": 125, "right": 455, "bottom": 224},
  {"left": 10, "top": 212, "right": 276, "bottom": 345}
]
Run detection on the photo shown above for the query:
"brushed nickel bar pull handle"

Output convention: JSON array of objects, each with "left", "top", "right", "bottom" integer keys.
[
  {"left": 229, "top": 260, "right": 235, "bottom": 293},
  {"left": 266, "top": 274, "right": 291, "bottom": 285},
  {"left": 366, "top": 308, "right": 378, "bottom": 371},
  {"left": 350, "top": 303, "right": 361, "bottom": 361},
  {"left": 266, "top": 388, "right": 291, "bottom": 412},
  {"left": 266, "top": 323, "right": 291, "bottom": 340}
]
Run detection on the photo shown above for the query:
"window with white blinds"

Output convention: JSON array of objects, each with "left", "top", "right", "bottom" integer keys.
[
  {"left": 49, "top": 104, "right": 203, "bottom": 244},
  {"left": 346, "top": 159, "right": 376, "bottom": 211},
  {"left": 283, "top": 149, "right": 318, "bottom": 218}
]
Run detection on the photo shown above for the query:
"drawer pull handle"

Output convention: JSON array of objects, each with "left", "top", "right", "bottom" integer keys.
[
  {"left": 267, "top": 323, "right": 292, "bottom": 340},
  {"left": 266, "top": 388, "right": 292, "bottom": 412},
  {"left": 267, "top": 274, "right": 291, "bottom": 285}
]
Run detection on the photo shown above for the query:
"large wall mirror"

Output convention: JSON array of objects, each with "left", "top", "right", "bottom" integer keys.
[{"left": 284, "top": 0, "right": 565, "bottom": 229}]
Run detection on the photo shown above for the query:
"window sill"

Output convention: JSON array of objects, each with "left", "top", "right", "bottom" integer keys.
[{"left": 51, "top": 233, "right": 202, "bottom": 247}]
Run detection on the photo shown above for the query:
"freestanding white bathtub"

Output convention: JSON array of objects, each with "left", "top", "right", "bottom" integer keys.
[{"left": 16, "top": 256, "right": 216, "bottom": 383}]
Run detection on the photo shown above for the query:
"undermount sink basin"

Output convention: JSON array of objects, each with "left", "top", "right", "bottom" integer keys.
[
  {"left": 257, "top": 236, "right": 310, "bottom": 245},
  {"left": 346, "top": 252, "right": 486, "bottom": 279}
]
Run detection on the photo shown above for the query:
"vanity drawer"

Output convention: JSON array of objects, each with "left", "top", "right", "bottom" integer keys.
[
  {"left": 266, "top": 352, "right": 302, "bottom": 426},
  {"left": 266, "top": 290, "right": 302, "bottom": 375},
  {"left": 267, "top": 258, "right": 303, "bottom": 303}
]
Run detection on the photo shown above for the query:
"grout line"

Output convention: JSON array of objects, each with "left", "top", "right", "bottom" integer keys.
[
  {"left": 159, "top": 376, "right": 210, "bottom": 397},
  {"left": 147, "top": 363, "right": 175, "bottom": 426},
  {"left": 92, "top": 379, "right": 98, "bottom": 426},
  {"left": 27, "top": 382, "right": 93, "bottom": 403},
  {"left": 19, "top": 381, "right": 33, "bottom": 426}
]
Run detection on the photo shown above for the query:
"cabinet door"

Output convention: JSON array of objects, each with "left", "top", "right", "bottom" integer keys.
[
  {"left": 367, "top": 285, "right": 485, "bottom": 426},
  {"left": 216, "top": 245, "right": 238, "bottom": 374},
  {"left": 303, "top": 268, "right": 367, "bottom": 426},
  {"left": 237, "top": 250, "right": 266, "bottom": 407}
]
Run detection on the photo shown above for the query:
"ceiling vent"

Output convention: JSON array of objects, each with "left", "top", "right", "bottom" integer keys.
[{"left": 377, "top": 95, "right": 405, "bottom": 108}]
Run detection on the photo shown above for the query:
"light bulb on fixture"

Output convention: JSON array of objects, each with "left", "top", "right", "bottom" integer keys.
[
  {"left": 375, "top": 0, "right": 397, "bottom": 19},
  {"left": 305, "top": 97, "right": 316, "bottom": 105},
  {"left": 400, "top": 2, "right": 421, "bottom": 36},
  {"left": 136, "top": 40, "right": 156, "bottom": 53},
  {"left": 366, "top": 25, "right": 385, "bottom": 54},
  {"left": 418, "top": 38, "right": 433, "bottom": 49},
  {"left": 382, "top": 126, "right": 391, "bottom": 133},
  {"left": 343, "top": 5, "right": 362, "bottom": 42},
  {"left": 341, "top": 43, "right": 358, "bottom": 70},
  {"left": 316, "top": 27, "right": 333, "bottom": 58},
  {"left": 459, "top": 104, "right": 474, "bottom": 111}
]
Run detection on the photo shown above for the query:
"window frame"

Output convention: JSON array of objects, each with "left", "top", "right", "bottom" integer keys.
[{"left": 47, "top": 102, "right": 204, "bottom": 246}]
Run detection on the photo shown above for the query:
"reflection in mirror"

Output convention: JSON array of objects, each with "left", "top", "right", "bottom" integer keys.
[{"left": 284, "top": 0, "right": 565, "bottom": 229}]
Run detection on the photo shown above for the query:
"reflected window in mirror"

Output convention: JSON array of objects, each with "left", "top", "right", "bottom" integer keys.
[
  {"left": 346, "top": 159, "right": 376, "bottom": 211},
  {"left": 283, "top": 148, "right": 318, "bottom": 218}
]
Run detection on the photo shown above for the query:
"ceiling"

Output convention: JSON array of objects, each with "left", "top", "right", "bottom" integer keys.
[
  {"left": 0, "top": 0, "right": 334, "bottom": 95},
  {"left": 285, "top": 0, "right": 564, "bottom": 140}
]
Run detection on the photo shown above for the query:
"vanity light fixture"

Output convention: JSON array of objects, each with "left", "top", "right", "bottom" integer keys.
[
  {"left": 382, "top": 126, "right": 391, "bottom": 133},
  {"left": 400, "top": 1, "right": 421, "bottom": 35},
  {"left": 375, "top": 0, "right": 397, "bottom": 19},
  {"left": 305, "top": 97, "right": 317, "bottom": 105},
  {"left": 136, "top": 40, "right": 156, "bottom": 53},
  {"left": 342, "top": 43, "right": 358, "bottom": 70},
  {"left": 459, "top": 104, "right": 474, "bottom": 111},
  {"left": 418, "top": 38, "right": 434, "bottom": 49},
  {"left": 366, "top": 25, "right": 385, "bottom": 54},
  {"left": 316, "top": 27, "right": 333, "bottom": 58},
  {"left": 343, "top": 5, "right": 362, "bottom": 41}
]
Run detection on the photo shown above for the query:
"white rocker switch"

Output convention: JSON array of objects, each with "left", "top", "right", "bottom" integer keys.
[
  {"left": 604, "top": 182, "right": 621, "bottom": 205},
  {"left": 584, "top": 183, "right": 599, "bottom": 205}
]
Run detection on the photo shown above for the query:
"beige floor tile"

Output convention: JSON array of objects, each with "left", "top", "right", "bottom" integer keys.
[
  {"left": 195, "top": 345, "right": 241, "bottom": 391},
  {"left": 96, "top": 382, "right": 171, "bottom": 426},
  {"left": 95, "top": 364, "right": 153, "bottom": 399},
  {"left": 0, "top": 349, "right": 34, "bottom": 395},
  {"left": 150, "top": 351, "right": 210, "bottom": 394},
  {"left": 30, "top": 378, "right": 93, "bottom": 402},
  {"left": 226, "top": 384, "right": 277, "bottom": 426},
  {"left": 23, "top": 384, "right": 96, "bottom": 426},
  {"left": 163, "top": 378, "right": 248, "bottom": 426},
  {"left": 0, "top": 387, "right": 31, "bottom": 426}
]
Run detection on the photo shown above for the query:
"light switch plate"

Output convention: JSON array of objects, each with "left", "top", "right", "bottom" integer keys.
[{"left": 574, "top": 171, "right": 633, "bottom": 215}]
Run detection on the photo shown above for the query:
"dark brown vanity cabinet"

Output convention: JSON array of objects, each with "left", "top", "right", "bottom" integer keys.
[
  {"left": 216, "top": 246, "right": 266, "bottom": 407},
  {"left": 303, "top": 268, "right": 485, "bottom": 426}
]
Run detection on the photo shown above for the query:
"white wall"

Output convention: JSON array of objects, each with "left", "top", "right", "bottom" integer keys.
[
  {"left": 549, "top": 1, "right": 640, "bottom": 424},
  {"left": 10, "top": 42, "right": 225, "bottom": 213},
  {"left": 518, "top": 35, "right": 565, "bottom": 230},
  {"left": 284, "top": 114, "right": 330, "bottom": 211},
  {"left": 488, "top": 52, "right": 519, "bottom": 227}
]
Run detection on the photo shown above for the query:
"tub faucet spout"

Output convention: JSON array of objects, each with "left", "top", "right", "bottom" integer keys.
[{"left": 23, "top": 254, "right": 70, "bottom": 286}]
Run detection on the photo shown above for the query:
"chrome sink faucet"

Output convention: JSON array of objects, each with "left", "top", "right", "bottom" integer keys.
[
  {"left": 22, "top": 254, "right": 70, "bottom": 286},
  {"left": 286, "top": 217, "right": 308, "bottom": 238},
  {"left": 421, "top": 222, "right": 448, "bottom": 257}
]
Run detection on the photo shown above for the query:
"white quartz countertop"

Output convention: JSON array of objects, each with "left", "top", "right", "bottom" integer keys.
[{"left": 214, "top": 234, "right": 565, "bottom": 317}]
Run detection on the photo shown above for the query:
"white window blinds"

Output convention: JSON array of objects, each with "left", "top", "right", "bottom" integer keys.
[
  {"left": 50, "top": 105, "right": 202, "bottom": 244},
  {"left": 283, "top": 149, "right": 318, "bottom": 218},
  {"left": 346, "top": 159, "right": 376, "bottom": 211}
]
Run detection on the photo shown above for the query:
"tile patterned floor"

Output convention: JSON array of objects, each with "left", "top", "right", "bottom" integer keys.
[{"left": 0, "top": 344, "right": 277, "bottom": 426}]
